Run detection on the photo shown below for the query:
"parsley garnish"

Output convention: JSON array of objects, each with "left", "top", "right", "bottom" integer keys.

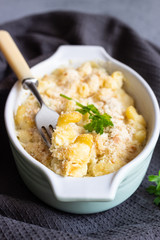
[
  {"left": 146, "top": 170, "right": 160, "bottom": 206},
  {"left": 60, "top": 94, "right": 113, "bottom": 134}
]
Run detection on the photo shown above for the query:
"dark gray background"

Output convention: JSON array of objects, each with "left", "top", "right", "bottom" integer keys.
[{"left": 0, "top": 0, "right": 160, "bottom": 47}]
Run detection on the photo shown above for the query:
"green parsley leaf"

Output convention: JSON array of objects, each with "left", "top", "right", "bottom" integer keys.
[
  {"left": 146, "top": 185, "right": 156, "bottom": 194},
  {"left": 155, "top": 189, "right": 160, "bottom": 196},
  {"left": 60, "top": 94, "right": 72, "bottom": 100},
  {"left": 156, "top": 181, "right": 160, "bottom": 191},
  {"left": 60, "top": 94, "right": 114, "bottom": 134},
  {"left": 146, "top": 170, "right": 160, "bottom": 206},
  {"left": 154, "top": 196, "right": 160, "bottom": 206},
  {"left": 148, "top": 175, "right": 160, "bottom": 184}
]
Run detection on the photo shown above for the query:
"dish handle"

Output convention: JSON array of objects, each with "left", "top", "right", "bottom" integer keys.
[{"left": 43, "top": 168, "right": 125, "bottom": 202}]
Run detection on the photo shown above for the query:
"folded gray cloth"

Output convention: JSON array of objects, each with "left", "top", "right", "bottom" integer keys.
[{"left": 0, "top": 11, "right": 160, "bottom": 240}]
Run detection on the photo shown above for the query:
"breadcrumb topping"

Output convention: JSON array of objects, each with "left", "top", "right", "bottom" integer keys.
[{"left": 15, "top": 62, "right": 147, "bottom": 177}]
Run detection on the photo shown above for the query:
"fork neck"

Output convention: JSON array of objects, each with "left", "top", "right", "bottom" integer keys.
[{"left": 22, "top": 78, "right": 44, "bottom": 107}]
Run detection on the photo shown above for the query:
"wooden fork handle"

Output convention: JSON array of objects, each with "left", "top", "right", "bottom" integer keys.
[{"left": 0, "top": 30, "right": 33, "bottom": 81}]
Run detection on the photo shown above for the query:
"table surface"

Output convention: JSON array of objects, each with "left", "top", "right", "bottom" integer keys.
[{"left": 0, "top": 0, "right": 160, "bottom": 47}]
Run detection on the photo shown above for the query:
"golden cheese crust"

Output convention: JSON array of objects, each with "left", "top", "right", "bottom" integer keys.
[{"left": 15, "top": 62, "right": 147, "bottom": 177}]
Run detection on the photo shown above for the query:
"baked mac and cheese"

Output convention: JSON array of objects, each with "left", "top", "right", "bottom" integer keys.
[{"left": 15, "top": 62, "right": 147, "bottom": 177}]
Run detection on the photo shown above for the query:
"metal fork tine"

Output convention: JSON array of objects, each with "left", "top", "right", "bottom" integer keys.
[
  {"left": 23, "top": 79, "right": 59, "bottom": 147},
  {"left": 39, "top": 128, "right": 51, "bottom": 148},
  {"left": 45, "top": 126, "right": 53, "bottom": 139}
]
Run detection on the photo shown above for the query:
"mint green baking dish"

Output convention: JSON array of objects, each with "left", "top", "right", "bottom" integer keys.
[{"left": 4, "top": 46, "right": 160, "bottom": 214}]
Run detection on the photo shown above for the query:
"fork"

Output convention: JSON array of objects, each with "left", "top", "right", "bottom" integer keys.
[{"left": 0, "top": 30, "right": 59, "bottom": 147}]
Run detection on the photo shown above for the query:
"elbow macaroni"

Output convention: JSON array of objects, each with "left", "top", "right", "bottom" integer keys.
[
  {"left": 14, "top": 62, "right": 147, "bottom": 177},
  {"left": 126, "top": 106, "right": 146, "bottom": 143}
]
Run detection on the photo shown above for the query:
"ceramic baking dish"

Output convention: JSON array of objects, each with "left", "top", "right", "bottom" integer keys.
[{"left": 4, "top": 45, "right": 160, "bottom": 214}]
